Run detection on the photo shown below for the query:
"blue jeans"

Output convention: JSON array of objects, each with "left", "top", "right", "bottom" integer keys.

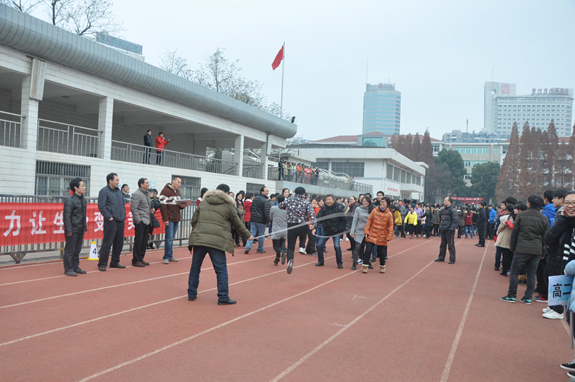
[
  {"left": 316, "top": 235, "right": 342, "bottom": 265},
  {"left": 464, "top": 225, "right": 474, "bottom": 238},
  {"left": 163, "top": 221, "right": 179, "bottom": 260},
  {"left": 245, "top": 222, "right": 265, "bottom": 251},
  {"left": 187, "top": 246, "right": 229, "bottom": 301},
  {"left": 315, "top": 226, "right": 324, "bottom": 246}
]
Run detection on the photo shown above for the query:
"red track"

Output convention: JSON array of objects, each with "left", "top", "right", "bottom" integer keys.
[{"left": 0, "top": 237, "right": 571, "bottom": 381}]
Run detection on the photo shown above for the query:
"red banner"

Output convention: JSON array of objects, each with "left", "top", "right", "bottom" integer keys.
[
  {"left": 1, "top": 203, "right": 166, "bottom": 246},
  {"left": 452, "top": 197, "right": 483, "bottom": 203}
]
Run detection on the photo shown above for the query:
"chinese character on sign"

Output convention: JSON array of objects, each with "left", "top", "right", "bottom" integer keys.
[
  {"left": 94, "top": 212, "right": 104, "bottom": 232},
  {"left": 53, "top": 211, "right": 65, "bottom": 234},
  {"left": 502, "top": 84, "right": 510, "bottom": 94},
  {"left": 29, "top": 211, "right": 47, "bottom": 235},
  {"left": 127, "top": 212, "right": 134, "bottom": 231},
  {"left": 553, "top": 283, "right": 562, "bottom": 298},
  {"left": 3, "top": 210, "right": 21, "bottom": 237}
]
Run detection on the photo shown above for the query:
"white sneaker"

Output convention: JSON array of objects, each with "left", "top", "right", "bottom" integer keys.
[
  {"left": 542, "top": 310, "right": 564, "bottom": 320},
  {"left": 357, "top": 259, "right": 363, "bottom": 265},
  {"left": 299, "top": 247, "right": 306, "bottom": 254},
  {"left": 542, "top": 307, "right": 552, "bottom": 313}
]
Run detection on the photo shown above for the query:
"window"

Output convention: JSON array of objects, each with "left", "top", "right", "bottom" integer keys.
[
  {"left": 246, "top": 182, "right": 265, "bottom": 196},
  {"left": 494, "top": 147, "right": 499, "bottom": 154},
  {"left": 362, "top": 137, "right": 383, "bottom": 147},
  {"left": 401, "top": 170, "right": 406, "bottom": 183},
  {"left": 393, "top": 167, "right": 400, "bottom": 182},
  {"left": 35, "top": 161, "right": 91, "bottom": 196},
  {"left": 387, "top": 164, "right": 393, "bottom": 179},
  {"left": 332, "top": 162, "right": 365, "bottom": 177},
  {"left": 315, "top": 161, "right": 329, "bottom": 170},
  {"left": 175, "top": 175, "right": 201, "bottom": 200}
]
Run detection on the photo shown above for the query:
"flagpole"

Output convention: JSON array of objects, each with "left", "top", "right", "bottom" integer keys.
[{"left": 280, "top": 42, "right": 285, "bottom": 118}]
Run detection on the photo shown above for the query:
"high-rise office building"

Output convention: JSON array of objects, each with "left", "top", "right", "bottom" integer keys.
[
  {"left": 484, "top": 81, "right": 573, "bottom": 138},
  {"left": 362, "top": 83, "right": 401, "bottom": 135}
]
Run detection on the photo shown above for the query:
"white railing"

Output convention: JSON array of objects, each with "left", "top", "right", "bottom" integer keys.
[
  {"left": 0, "top": 111, "right": 22, "bottom": 148},
  {"left": 37, "top": 119, "right": 99, "bottom": 157}
]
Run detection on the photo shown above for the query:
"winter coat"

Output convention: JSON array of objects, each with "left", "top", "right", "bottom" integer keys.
[
  {"left": 270, "top": 206, "right": 287, "bottom": 240},
  {"left": 488, "top": 208, "right": 496, "bottom": 223},
  {"left": 545, "top": 213, "right": 575, "bottom": 264},
  {"left": 510, "top": 207, "right": 548, "bottom": 255},
  {"left": 404, "top": 211, "right": 418, "bottom": 226},
  {"left": 130, "top": 188, "right": 152, "bottom": 226},
  {"left": 150, "top": 198, "right": 161, "bottom": 228},
  {"left": 439, "top": 205, "right": 459, "bottom": 232},
  {"left": 457, "top": 209, "right": 465, "bottom": 227},
  {"left": 541, "top": 203, "right": 558, "bottom": 227},
  {"left": 365, "top": 207, "right": 394, "bottom": 246},
  {"left": 317, "top": 202, "right": 346, "bottom": 236},
  {"left": 188, "top": 190, "right": 251, "bottom": 254},
  {"left": 250, "top": 193, "right": 270, "bottom": 224},
  {"left": 63, "top": 192, "right": 87, "bottom": 235},
  {"left": 394, "top": 210, "right": 402, "bottom": 226},
  {"left": 464, "top": 212, "right": 473, "bottom": 226},
  {"left": 98, "top": 185, "right": 126, "bottom": 222},
  {"left": 345, "top": 202, "right": 358, "bottom": 230},
  {"left": 243, "top": 199, "right": 252, "bottom": 223},
  {"left": 432, "top": 209, "right": 440, "bottom": 225},
  {"left": 495, "top": 214, "right": 513, "bottom": 249},
  {"left": 159, "top": 183, "right": 183, "bottom": 223},
  {"left": 350, "top": 205, "right": 371, "bottom": 244},
  {"left": 278, "top": 195, "right": 316, "bottom": 225},
  {"left": 424, "top": 210, "right": 433, "bottom": 226},
  {"left": 477, "top": 208, "right": 487, "bottom": 226}
]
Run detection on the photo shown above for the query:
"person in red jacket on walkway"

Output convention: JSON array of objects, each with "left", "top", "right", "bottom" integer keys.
[{"left": 156, "top": 132, "right": 170, "bottom": 165}]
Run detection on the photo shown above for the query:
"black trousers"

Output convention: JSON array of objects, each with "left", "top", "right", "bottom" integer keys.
[
  {"left": 272, "top": 238, "right": 286, "bottom": 259},
  {"left": 364, "top": 243, "right": 387, "bottom": 266},
  {"left": 99, "top": 220, "right": 125, "bottom": 267},
  {"left": 156, "top": 150, "right": 163, "bottom": 165},
  {"left": 535, "top": 256, "right": 547, "bottom": 295},
  {"left": 346, "top": 233, "right": 356, "bottom": 251},
  {"left": 143, "top": 147, "right": 151, "bottom": 164},
  {"left": 501, "top": 247, "right": 514, "bottom": 275},
  {"left": 544, "top": 254, "right": 564, "bottom": 313},
  {"left": 486, "top": 223, "right": 494, "bottom": 239},
  {"left": 63, "top": 232, "right": 85, "bottom": 272},
  {"left": 305, "top": 228, "right": 316, "bottom": 254},
  {"left": 133, "top": 222, "right": 150, "bottom": 264},
  {"left": 287, "top": 223, "right": 308, "bottom": 262},
  {"left": 437, "top": 230, "right": 456, "bottom": 262},
  {"left": 477, "top": 224, "right": 486, "bottom": 246}
]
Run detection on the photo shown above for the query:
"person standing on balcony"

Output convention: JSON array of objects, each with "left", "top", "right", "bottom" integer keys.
[
  {"left": 160, "top": 176, "right": 185, "bottom": 264},
  {"left": 143, "top": 129, "right": 152, "bottom": 164},
  {"left": 97, "top": 173, "right": 127, "bottom": 271},
  {"left": 278, "top": 158, "right": 284, "bottom": 180},
  {"left": 156, "top": 131, "right": 170, "bottom": 165},
  {"left": 296, "top": 163, "right": 303, "bottom": 183},
  {"left": 130, "top": 178, "right": 154, "bottom": 267},
  {"left": 244, "top": 186, "right": 270, "bottom": 254},
  {"left": 304, "top": 166, "right": 312, "bottom": 184},
  {"left": 63, "top": 177, "right": 87, "bottom": 277}
]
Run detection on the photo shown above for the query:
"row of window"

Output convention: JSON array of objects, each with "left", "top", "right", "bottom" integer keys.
[
  {"left": 451, "top": 147, "right": 495, "bottom": 154},
  {"left": 331, "top": 162, "right": 365, "bottom": 178},
  {"left": 464, "top": 160, "right": 488, "bottom": 167},
  {"left": 386, "top": 164, "right": 421, "bottom": 185}
]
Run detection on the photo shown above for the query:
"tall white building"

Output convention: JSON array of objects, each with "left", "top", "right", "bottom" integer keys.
[{"left": 484, "top": 81, "right": 573, "bottom": 138}]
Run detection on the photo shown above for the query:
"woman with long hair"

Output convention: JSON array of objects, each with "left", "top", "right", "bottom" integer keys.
[
  {"left": 363, "top": 197, "right": 394, "bottom": 274},
  {"left": 496, "top": 204, "right": 515, "bottom": 276},
  {"left": 350, "top": 196, "right": 373, "bottom": 270}
]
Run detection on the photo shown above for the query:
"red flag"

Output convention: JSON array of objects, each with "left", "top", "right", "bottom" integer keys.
[{"left": 272, "top": 45, "right": 284, "bottom": 70}]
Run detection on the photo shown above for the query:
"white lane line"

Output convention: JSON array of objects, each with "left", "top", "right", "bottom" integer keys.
[
  {"left": 77, "top": 269, "right": 357, "bottom": 382},
  {"left": 0, "top": 256, "right": 271, "bottom": 309},
  {"left": 0, "top": 257, "right": 327, "bottom": 348},
  {"left": 269, "top": 259, "right": 436, "bottom": 382},
  {"left": 439, "top": 242, "right": 489, "bottom": 382}
]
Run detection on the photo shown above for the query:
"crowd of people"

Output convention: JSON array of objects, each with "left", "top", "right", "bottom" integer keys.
[{"left": 61, "top": 176, "right": 575, "bottom": 377}]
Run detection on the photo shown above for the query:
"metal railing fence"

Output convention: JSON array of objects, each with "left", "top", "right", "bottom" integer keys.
[
  {"left": 242, "top": 162, "right": 263, "bottom": 179},
  {"left": 0, "top": 194, "right": 195, "bottom": 265},
  {"left": 0, "top": 111, "right": 22, "bottom": 148},
  {"left": 111, "top": 140, "right": 238, "bottom": 176},
  {"left": 37, "top": 119, "right": 99, "bottom": 157},
  {"left": 268, "top": 167, "right": 373, "bottom": 194}
]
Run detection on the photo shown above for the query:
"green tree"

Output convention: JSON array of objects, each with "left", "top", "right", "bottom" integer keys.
[
  {"left": 470, "top": 162, "right": 500, "bottom": 204},
  {"left": 436, "top": 148, "right": 466, "bottom": 178},
  {"left": 412, "top": 133, "right": 421, "bottom": 161}
]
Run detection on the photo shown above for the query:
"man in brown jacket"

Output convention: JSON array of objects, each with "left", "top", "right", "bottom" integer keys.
[
  {"left": 159, "top": 176, "right": 185, "bottom": 264},
  {"left": 187, "top": 184, "right": 253, "bottom": 305}
]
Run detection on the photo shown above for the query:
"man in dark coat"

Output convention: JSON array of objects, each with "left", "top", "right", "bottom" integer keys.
[
  {"left": 143, "top": 129, "right": 152, "bottom": 164},
  {"left": 244, "top": 186, "right": 270, "bottom": 254},
  {"left": 187, "top": 184, "right": 253, "bottom": 305},
  {"left": 476, "top": 202, "right": 487, "bottom": 247},
  {"left": 435, "top": 196, "right": 459, "bottom": 264},
  {"left": 63, "top": 177, "right": 87, "bottom": 276},
  {"left": 501, "top": 195, "right": 548, "bottom": 304},
  {"left": 316, "top": 194, "right": 346, "bottom": 268},
  {"left": 97, "top": 172, "right": 127, "bottom": 271}
]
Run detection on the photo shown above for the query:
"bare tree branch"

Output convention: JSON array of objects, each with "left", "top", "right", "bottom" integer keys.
[
  {"left": 159, "top": 49, "right": 193, "bottom": 80},
  {"left": 1, "top": 0, "right": 42, "bottom": 13}
]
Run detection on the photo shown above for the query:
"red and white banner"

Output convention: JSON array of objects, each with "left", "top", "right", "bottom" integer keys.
[
  {"left": 452, "top": 197, "right": 483, "bottom": 203},
  {"left": 1, "top": 203, "right": 166, "bottom": 246}
]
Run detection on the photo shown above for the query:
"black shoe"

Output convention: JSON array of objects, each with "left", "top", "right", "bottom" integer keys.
[
  {"left": 218, "top": 299, "right": 237, "bottom": 305},
  {"left": 560, "top": 362, "right": 575, "bottom": 372},
  {"left": 448, "top": 261, "right": 455, "bottom": 264},
  {"left": 476, "top": 244, "right": 485, "bottom": 247},
  {"left": 244, "top": 249, "right": 250, "bottom": 254},
  {"left": 110, "top": 264, "right": 126, "bottom": 268},
  {"left": 434, "top": 258, "right": 444, "bottom": 262},
  {"left": 273, "top": 257, "right": 279, "bottom": 265},
  {"left": 188, "top": 296, "right": 196, "bottom": 301},
  {"left": 132, "top": 261, "right": 145, "bottom": 267},
  {"left": 337, "top": 264, "right": 343, "bottom": 269},
  {"left": 98, "top": 266, "right": 106, "bottom": 271},
  {"left": 351, "top": 264, "right": 356, "bottom": 270},
  {"left": 65, "top": 271, "right": 78, "bottom": 277},
  {"left": 368, "top": 264, "right": 374, "bottom": 269},
  {"left": 257, "top": 249, "right": 267, "bottom": 253},
  {"left": 74, "top": 268, "right": 87, "bottom": 274},
  {"left": 315, "top": 262, "right": 324, "bottom": 267},
  {"left": 568, "top": 371, "right": 575, "bottom": 379},
  {"left": 141, "top": 261, "right": 150, "bottom": 266},
  {"left": 287, "top": 259, "right": 293, "bottom": 274},
  {"left": 346, "top": 248, "right": 352, "bottom": 251}
]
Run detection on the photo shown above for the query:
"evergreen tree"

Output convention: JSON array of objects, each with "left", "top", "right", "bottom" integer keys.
[
  {"left": 567, "top": 123, "right": 575, "bottom": 189},
  {"left": 545, "top": 120, "right": 559, "bottom": 187},
  {"left": 404, "top": 133, "right": 413, "bottom": 160},
  {"left": 517, "top": 122, "right": 536, "bottom": 199},
  {"left": 412, "top": 133, "right": 421, "bottom": 162},
  {"left": 418, "top": 130, "right": 435, "bottom": 166},
  {"left": 395, "top": 135, "right": 405, "bottom": 156},
  {"left": 495, "top": 122, "right": 519, "bottom": 201}
]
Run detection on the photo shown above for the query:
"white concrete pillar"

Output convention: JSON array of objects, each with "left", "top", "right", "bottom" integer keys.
[
  {"left": 21, "top": 75, "right": 39, "bottom": 151},
  {"left": 260, "top": 140, "right": 268, "bottom": 180},
  {"left": 234, "top": 135, "right": 244, "bottom": 177},
  {"left": 98, "top": 97, "right": 113, "bottom": 160}
]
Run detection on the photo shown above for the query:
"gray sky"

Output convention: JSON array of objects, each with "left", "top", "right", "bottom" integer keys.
[{"left": 112, "top": 0, "right": 574, "bottom": 141}]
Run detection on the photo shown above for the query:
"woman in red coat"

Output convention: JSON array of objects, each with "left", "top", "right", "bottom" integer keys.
[
  {"left": 155, "top": 132, "right": 170, "bottom": 165},
  {"left": 363, "top": 197, "right": 394, "bottom": 274}
]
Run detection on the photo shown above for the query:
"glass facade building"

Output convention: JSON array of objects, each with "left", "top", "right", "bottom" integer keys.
[{"left": 362, "top": 83, "right": 401, "bottom": 135}]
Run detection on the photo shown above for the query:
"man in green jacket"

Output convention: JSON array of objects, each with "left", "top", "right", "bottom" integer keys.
[
  {"left": 501, "top": 195, "right": 548, "bottom": 304},
  {"left": 187, "top": 184, "right": 253, "bottom": 305}
]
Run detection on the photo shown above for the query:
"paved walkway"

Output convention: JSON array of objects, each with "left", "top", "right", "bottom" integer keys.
[{"left": 0, "top": 236, "right": 572, "bottom": 381}]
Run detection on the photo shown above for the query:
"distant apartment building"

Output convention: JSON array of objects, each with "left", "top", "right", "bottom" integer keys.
[
  {"left": 484, "top": 81, "right": 573, "bottom": 138},
  {"left": 362, "top": 83, "right": 401, "bottom": 136}
]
